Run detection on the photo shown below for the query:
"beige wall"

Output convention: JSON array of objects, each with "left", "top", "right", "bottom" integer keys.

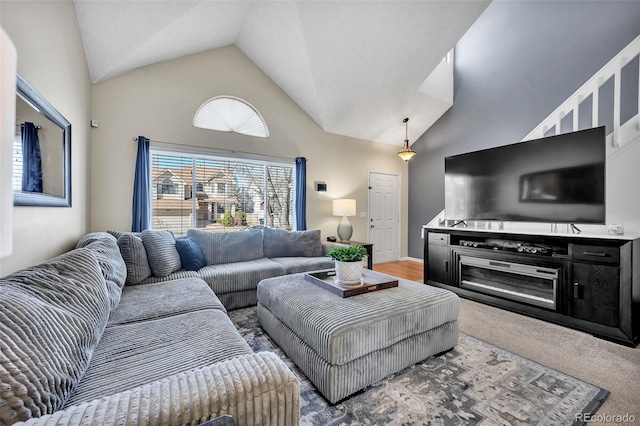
[
  {"left": 91, "top": 45, "right": 409, "bottom": 256},
  {"left": 0, "top": 1, "right": 92, "bottom": 275}
]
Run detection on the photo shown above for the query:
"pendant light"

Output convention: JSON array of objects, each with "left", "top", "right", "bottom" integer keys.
[{"left": 397, "top": 117, "right": 416, "bottom": 162}]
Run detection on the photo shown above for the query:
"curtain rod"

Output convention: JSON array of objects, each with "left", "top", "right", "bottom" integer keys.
[
  {"left": 17, "top": 123, "right": 42, "bottom": 129},
  {"left": 132, "top": 137, "right": 296, "bottom": 163}
]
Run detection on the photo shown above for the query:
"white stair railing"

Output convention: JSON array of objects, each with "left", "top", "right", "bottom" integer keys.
[{"left": 523, "top": 34, "right": 640, "bottom": 149}]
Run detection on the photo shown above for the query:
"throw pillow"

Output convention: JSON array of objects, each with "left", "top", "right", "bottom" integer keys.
[
  {"left": 117, "top": 233, "right": 153, "bottom": 285},
  {"left": 263, "top": 227, "right": 323, "bottom": 258},
  {"left": 175, "top": 237, "right": 207, "bottom": 271},
  {"left": 141, "top": 230, "right": 182, "bottom": 277}
]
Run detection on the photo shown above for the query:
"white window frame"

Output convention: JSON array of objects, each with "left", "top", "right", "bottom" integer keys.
[{"left": 149, "top": 146, "right": 296, "bottom": 233}]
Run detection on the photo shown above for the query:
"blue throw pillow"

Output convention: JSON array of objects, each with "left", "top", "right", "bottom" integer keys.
[{"left": 175, "top": 237, "right": 207, "bottom": 271}]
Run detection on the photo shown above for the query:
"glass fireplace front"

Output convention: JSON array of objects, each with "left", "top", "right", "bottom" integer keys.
[{"left": 458, "top": 256, "right": 558, "bottom": 309}]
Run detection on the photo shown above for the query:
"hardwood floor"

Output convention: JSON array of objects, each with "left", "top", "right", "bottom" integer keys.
[{"left": 373, "top": 260, "right": 423, "bottom": 282}]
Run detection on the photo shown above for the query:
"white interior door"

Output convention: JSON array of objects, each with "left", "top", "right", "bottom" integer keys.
[{"left": 368, "top": 171, "right": 400, "bottom": 264}]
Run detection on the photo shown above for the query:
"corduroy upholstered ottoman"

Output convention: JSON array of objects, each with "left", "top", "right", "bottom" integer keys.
[{"left": 256, "top": 273, "right": 460, "bottom": 404}]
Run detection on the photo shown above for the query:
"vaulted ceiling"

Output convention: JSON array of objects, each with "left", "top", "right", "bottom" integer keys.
[{"left": 74, "top": 1, "right": 490, "bottom": 146}]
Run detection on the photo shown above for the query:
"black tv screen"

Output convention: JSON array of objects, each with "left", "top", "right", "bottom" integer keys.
[{"left": 444, "top": 126, "right": 606, "bottom": 224}]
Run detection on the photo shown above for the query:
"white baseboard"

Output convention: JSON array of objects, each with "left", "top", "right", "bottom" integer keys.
[{"left": 401, "top": 256, "right": 423, "bottom": 263}]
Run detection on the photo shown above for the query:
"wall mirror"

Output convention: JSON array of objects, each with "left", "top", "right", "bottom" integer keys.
[{"left": 14, "top": 74, "right": 71, "bottom": 207}]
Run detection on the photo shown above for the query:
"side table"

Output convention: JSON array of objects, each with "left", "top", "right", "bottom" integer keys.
[{"left": 347, "top": 240, "right": 374, "bottom": 269}]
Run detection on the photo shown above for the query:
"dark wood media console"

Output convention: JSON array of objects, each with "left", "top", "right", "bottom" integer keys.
[{"left": 423, "top": 226, "right": 640, "bottom": 346}]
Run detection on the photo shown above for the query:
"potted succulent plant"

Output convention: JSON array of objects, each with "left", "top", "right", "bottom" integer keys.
[{"left": 327, "top": 245, "right": 368, "bottom": 285}]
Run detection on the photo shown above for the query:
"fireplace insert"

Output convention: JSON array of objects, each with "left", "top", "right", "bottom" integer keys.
[{"left": 458, "top": 256, "right": 559, "bottom": 310}]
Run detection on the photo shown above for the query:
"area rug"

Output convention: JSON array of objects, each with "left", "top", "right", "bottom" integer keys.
[{"left": 228, "top": 307, "right": 608, "bottom": 426}]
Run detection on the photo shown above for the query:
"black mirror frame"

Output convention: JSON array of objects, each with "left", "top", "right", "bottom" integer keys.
[{"left": 15, "top": 74, "right": 71, "bottom": 207}]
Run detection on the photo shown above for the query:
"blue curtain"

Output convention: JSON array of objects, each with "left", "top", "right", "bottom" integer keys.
[
  {"left": 21, "top": 122, "right": 42, "bottom": 193},
  {"left": 132, "top": 136, "right": 151, "bottom": 232},
  {"left": 295, "top": 157, "right": 307, "bottom": 230}
]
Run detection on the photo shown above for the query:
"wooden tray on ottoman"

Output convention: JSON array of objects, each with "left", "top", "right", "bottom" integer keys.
[{"left": 304, "top": 269, "right": 398, "bottom": 297}]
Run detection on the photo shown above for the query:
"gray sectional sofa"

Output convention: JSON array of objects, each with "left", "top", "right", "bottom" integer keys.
[
  {"left": 0, "top": 230, "right": 310, "bottom": 426},
  {"left": 110, "top": 227, "right": 336, "bottom": 310}
]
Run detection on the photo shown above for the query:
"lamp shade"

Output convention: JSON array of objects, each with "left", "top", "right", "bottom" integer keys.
[
  {"left": 1, "top": 28, "right": 16, "bottom": 259},
  {"left": 333, "top": 199, "right": 356, "bottom": 217}
]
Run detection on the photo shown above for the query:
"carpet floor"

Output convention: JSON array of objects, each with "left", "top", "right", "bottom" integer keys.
[{"left": 228, "top": 306, "right": 608, "bottom": 426}]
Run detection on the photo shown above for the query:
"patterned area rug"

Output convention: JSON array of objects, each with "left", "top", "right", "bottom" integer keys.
[{"left": 228, "top": 307, "right": 608, "bottom": 426}]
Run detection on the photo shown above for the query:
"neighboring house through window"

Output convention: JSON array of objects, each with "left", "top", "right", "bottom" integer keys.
[{"left": 150, "top": 148, "right": 295, "bottom": 235}]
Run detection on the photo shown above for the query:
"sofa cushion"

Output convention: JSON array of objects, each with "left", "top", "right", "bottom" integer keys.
[
  {"left": 263, "top": 227, "right": 323, "bottom": 258},
  {"left": 198, "top": 258, "right": 286, "bottom": 294},
  {"left": 141, "top": 230, "right": 181, "bottom": 277},
  {"left": 270, "top": 256, "right": 335, "bottom": 274},
  {"left": 139, "top": 269, "right": 200, "bottom": 285},
  {"left": 0, "top": 248, "right": 111, "bottom": 424},
  {"left": 107, "top": 278, "right": 226, "bottom": 326},
  {"left": 107, "top": 230, "right": 142, "bottom": 239},
  {"left": 175, "top": 237, "right": 207, "bottom": 271},
  {"left": 187, "top": 228, "right": 264, "bottom": 265},
  {"left": 116, "top": 233, "right": 152, "bottom": 285},
  {"left": 76, "top": 232, "right": 127, "bottom": 286},
  {"left": 76, "top": 232, "right": 128, "bottom": 309},
  {"left": 65, "top": 309, "right": 252, "bottom": 407}
]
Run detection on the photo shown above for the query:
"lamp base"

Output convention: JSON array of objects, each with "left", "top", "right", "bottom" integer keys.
[{"left": 337, "top": 216, "right": 353, "bottom": 242}]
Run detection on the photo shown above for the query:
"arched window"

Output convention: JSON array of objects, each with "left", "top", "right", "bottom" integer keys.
[
  {"left": 160, "top": 178, "right": 177, "bottom": 194},
  {"left": 193, "top": 96, "right": 269, "bottom": 138}
]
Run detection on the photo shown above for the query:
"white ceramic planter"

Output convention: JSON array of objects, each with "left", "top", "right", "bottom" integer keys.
[{"left": 335, "top": 260, "right": 363, "bottom": 285}]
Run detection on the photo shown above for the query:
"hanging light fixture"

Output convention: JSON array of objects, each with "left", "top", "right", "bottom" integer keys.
[{"left": 397, "top": 117, "right": 416, "bottom": 162}]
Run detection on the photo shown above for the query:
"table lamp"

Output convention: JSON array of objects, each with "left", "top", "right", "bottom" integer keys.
[{"left": 333, "top": 199, "right": 356, "bottom": 242}]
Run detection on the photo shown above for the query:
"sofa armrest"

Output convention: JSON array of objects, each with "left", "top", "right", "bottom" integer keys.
[
  {"left": 17, "top": 352, "right": 299, "bottom": 426},
  {"left": 322, "top": 241, "right": 348, "bottom": 256}
]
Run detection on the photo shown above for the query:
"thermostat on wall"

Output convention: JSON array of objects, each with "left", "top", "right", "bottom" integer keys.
[{"left": 315, "top": 181, "right": 327, "bottom": 192}]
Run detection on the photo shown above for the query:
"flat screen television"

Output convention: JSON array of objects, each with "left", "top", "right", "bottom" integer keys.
[{"left": 444, "top": 126, "right": 606, "bottom": 224}]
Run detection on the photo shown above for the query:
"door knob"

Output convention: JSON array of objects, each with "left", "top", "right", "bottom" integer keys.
[{"left": 370, "top": 225, "right": 374, "bottom": 228}]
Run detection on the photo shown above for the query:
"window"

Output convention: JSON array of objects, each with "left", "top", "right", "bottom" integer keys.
[
  {"left": 193, "top": 96, "right": 269, "bottom": 138},
  {"left": 12, "top": 131, "right": 22, "bottom": 191},
  {"left": 157, "top": 177, "right": 177, "bottom": 198},
  {"left": 151, "top": 148, "right": 295, "bottom": 236}
]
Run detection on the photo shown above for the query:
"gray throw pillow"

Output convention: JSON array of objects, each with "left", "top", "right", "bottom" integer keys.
[
  {"left": 117, "top": 233, "right": 153, "bottom": 285},
  {"left": 263, "top": 227, "right": 323, "bottom": 258},
  {"left": 141, "top": 230, "right": 182, "bottom": 277}
]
